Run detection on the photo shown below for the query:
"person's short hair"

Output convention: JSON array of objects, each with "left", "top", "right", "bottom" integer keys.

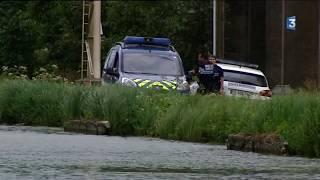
[{"left": 209, "top": 55, "right": 216, "bottom": 59}]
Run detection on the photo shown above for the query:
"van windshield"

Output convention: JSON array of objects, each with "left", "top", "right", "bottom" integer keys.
[
  {"left": 224, "top": 70, "right": 268, "bottom": 87},
  {"left": 122, "top": 51, "right": 182, "bottom": 76}
]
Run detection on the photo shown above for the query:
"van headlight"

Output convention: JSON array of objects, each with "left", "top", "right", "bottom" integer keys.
[
  {"left": 177, "top": 80, "right": 189, "bottom": 91},
  {"left": 121, "top": 77, "right": 137, "bottom": 87}
]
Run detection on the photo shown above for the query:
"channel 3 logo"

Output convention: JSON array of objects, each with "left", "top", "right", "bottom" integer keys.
[{"left": 286, "top": 16, "right": 296, "bottom": 31}]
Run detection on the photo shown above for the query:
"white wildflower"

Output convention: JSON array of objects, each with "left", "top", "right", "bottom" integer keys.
[
  {"left": 51, "top": 64, "right": 58, "bottom": 70},
  {"left": 39, "top": 67, "right": 47, "bottom": 72},
  {"left": 2, "top": 66, "right": 8, "bottom": 71}
]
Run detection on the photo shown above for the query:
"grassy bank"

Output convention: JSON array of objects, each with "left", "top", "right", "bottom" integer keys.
[{"left": 0, "top": 80, "right": 319, "bottom": 157}]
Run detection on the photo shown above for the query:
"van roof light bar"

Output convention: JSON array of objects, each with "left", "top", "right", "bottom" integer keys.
[{"left": 123, "top": 36, "right": 171, "bottom": 47}]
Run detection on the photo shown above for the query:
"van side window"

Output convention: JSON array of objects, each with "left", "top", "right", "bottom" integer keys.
[
  {"left": 103, "top": 49, "right": 113, "bottom": 70},
  {"left": 113, "top": 52, "right": 119, "bottom": 69},
  {"left": 106, "top": 49, "right": 117, "bottom": 69}
]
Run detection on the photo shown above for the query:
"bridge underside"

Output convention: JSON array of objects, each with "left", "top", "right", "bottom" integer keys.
[{"left": 216, "top": 0, "right": 320, "bottom": 88}]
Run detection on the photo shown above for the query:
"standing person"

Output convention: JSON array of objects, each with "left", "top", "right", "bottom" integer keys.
[
  {"left": 208, "top": 55, "right": 224, "bottom": 94},
  {"left": 197, "top": 47, "right": 213, "bottom": 94}
]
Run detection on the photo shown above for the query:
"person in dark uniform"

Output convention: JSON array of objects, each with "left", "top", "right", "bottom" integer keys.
[
  {"left": 208, "top": 55, "right": 224, "bottom": 94},
  {"left": 197, "top": 48, "right": 212, "bottom": 94}
]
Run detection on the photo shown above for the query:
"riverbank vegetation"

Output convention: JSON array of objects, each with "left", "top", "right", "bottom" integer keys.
[{"left": 0, "top": 80, "right": 319, "bottom": 158}]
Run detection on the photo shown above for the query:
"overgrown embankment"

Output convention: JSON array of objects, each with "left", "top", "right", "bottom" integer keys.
[{"left": 0, "top": 80, "right": 319, "bottom": 157}]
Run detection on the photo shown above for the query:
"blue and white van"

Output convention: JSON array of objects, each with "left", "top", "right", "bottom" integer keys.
[{"left": 102, "top": 36, "right": 189, "bottom": 93}]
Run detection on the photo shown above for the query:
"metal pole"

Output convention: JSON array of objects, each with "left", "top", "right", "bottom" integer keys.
[
  {"left": 213, "top": 0, "right": 216, "bottom": 56},
  {"left": 81, "top": 0, "right": 85, "bottom": 80},
  {"left": 318, "top": 0, "right": 320, "bottom": 88},
  {"left": 281, "top": 0, "right": 285, "bottom": 85},
  {"left": 247, "top": 0, "right": 252, "bottom": 62},
  {"left": 222, "top": 0, "right": 225, "bottom": 59},
  {"left": 92, "top": 0, "right": 101, "bottom": 79}
]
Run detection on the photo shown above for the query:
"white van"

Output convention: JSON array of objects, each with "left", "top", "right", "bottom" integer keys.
[{"left": 217, "top": 59, "right": 272, "bottom": 100}]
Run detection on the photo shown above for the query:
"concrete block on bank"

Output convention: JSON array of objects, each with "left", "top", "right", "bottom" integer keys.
[
  {"left": 63, "top": 120, "right": 110, "bottom": 135},
  {"left": 96, "top": 121, "right": 110, "bottom": 135},
  {"left": 78, "top": 121, "right": 87, "bottom": 133},
  {"left": 226, "top": 133, "right": 289, "bottom": 155},
  {"left": 63, "top": 120, "right": 81, "bottom": 132},
  {"left": 86, "top": 121, "right": 97, "bottom": 135}
]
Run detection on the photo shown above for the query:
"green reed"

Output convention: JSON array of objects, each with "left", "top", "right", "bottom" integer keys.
[{"left": 0, "top": 80, "right": 319, "bottom": 157}]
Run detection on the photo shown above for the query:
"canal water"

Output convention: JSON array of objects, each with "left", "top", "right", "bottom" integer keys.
[{"left": 0, "top": 126, "right": 319, "bottom": 180}]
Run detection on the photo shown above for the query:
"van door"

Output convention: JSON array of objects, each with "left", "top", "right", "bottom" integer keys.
[{"left": 102, "top": 47, "right": 120, "bottom": 83}]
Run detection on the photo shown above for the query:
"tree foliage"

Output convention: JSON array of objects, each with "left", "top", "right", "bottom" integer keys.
[
  {"left": 0, "top": 1, "right": 82, "bottom": 78},
  {"left": 103, "top": 0, "right": 213, "bottom": 69},
  {"left": 0, "top": 0, "right": 213, "bottom": 79}
]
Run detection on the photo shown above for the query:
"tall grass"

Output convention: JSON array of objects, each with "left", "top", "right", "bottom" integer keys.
[{"left": 0, "top": 80, "right": 319, "bottom": 157}]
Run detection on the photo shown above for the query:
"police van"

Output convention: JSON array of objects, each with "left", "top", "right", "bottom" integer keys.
[
  {"left": 102, "top": 36, "right": 189, "bottom": 92},
  {"left": 217, "top": 59, "right": 272, "bottom": 99}
]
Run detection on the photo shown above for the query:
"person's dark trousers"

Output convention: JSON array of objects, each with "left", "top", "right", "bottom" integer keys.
[{"left": 199, "top": 74, "right": 214, "bottom": 94}]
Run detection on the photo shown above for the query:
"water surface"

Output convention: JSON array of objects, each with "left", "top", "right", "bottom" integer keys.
[{"left": 0, "top": 126, "right": 319, "bottom": 179}]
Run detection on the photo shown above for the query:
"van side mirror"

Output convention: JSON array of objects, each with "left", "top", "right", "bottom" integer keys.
[{"left": 105, "top": 67, "right": 118, "bottom": 75}]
